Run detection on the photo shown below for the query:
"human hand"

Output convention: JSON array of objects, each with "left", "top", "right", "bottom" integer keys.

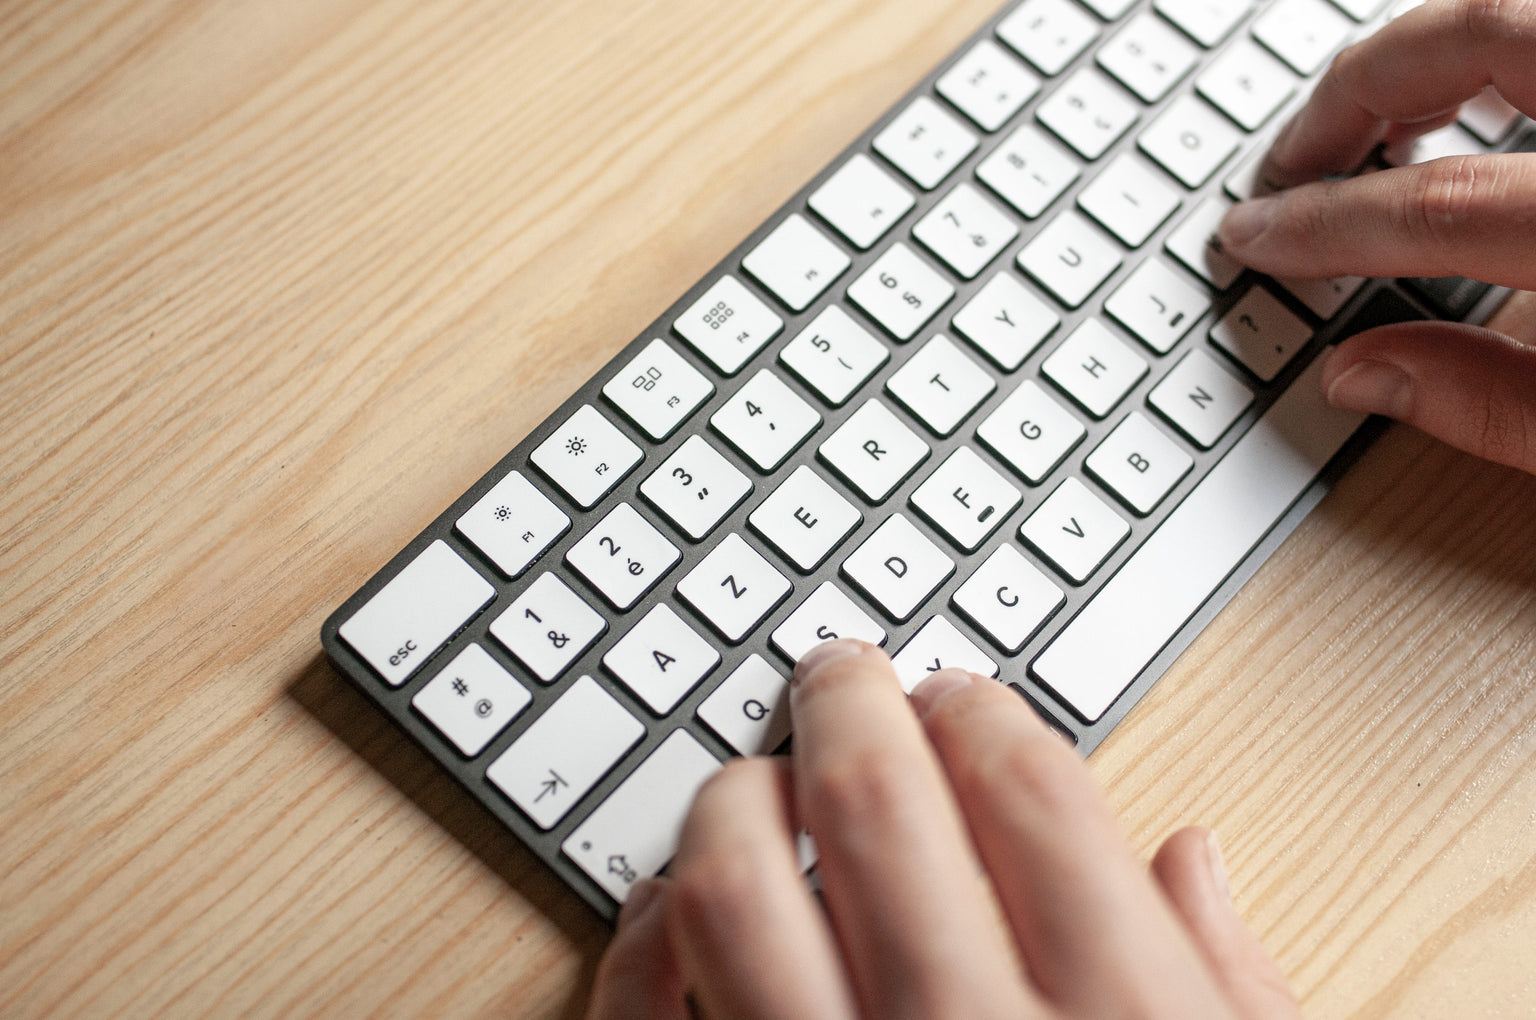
[
  {"left": 587, "top": 640, "right": 1298, "bottom": 1019},
  {"left": 1217, "top": 0, "right": 1536, "bottom": 474}
]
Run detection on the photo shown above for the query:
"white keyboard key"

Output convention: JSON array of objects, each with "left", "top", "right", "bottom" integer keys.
[
  {"left": 601, "top": 338, "right": 714, "bottom": 441},
  {"left": 749, "top": 465, "right": 862, "bottom": 571},
  {"left": 1097, "top": 12, "right": 1199, "bottom": 103},
  {"left": 1017, "top": 210, "right": 1123, "bottom": 309},
  {"left": 603, "top": 604, "right": 720, "bottom": 714},
  {"left": 977, "top": 123, "right": 1081, "bottom": 220},
  {"left": 909, "top": 446, "right": 1022, "bottom": 552},
  {"left": 1209, "top": 286, "right": 1313, "bottom": 382},
  {"left": 976, "top": 379, "right": 1087, "bottom": 484},
  {"left": 1196, "top": 39, "right": 1297, "bottom": 131},
  {"left": 952, "top": 271, "right": 1061, "bottom": 371},
  {"left": 1275, "top": 273, "right": 1365, "bottom": 320},
  {"left": 771, "top": 581, "right": 887, "bottom": 662},
  {"left": 1040, "top": 318, "right": 1149, "bottom": 418},
  {"left": 530, "top": 404, "right": 643, "bottom": 510},
  {"left": 456, "top": 469, "right": 570, "bottom": 579},
  {"left": 675, "top": 533, "right": 793, "bottom": 642},
  {"left": 1383, "top": 122, "right": 1482, "bottom": 167},
  {"left": 563, "top": 731, "right": 721, "bottom": 905},
  {"left": 412, "top": 644, "right": 531, "bottom": 757},
  {"left": 892, "top": 616, "right": 1000, "bottom": 693},
  {"left": 489, "top": 572, "right": 606, "bottom": 681},
  {"left": 674, "top": 275, "right": 784, "bottom": 376},
  {"left": 1036, "top": 68, "right": 1140, "bottom": 160},
  {"left": 1154, "top": 0, "right": 1252, "bottom": 47},
  {"left": 1224, "top": 146, "right": 1279, "bottom": 202},
  {"left": 847, "top": 242, "right": 955, "bottom": 341},
  {"left": 1104, "top": 257, "right": 1211, "bottom": 354},
  {"left": 1252, "top": 0, "right": 1352, "bottom": 75},
  {"left": 1165, "top": 195, "right": 1243, "bottom": 290},
  {"left": 1080, "top": 0, "right": 1138, "bottom": 17},
  {"left": 951, "top": 544, "right": 1065, "bottom": 653},
  {"left": 1328, "top": 0, "right": 1386, "bottom": 18},
  {"left": 1139, "top": 95, "right": 1244, "bottom": 188},
  {"left": 742, "top": 214, "right": 851, "bottom": 312},
  {"left": 779, "top": 305, "right": 890, "bottom": 407},
  {"left": 1076, "top": 152, "right": 1182, "bottom": 247},
  {"left": 1459, "top": 86, "right": 1521, "bottom": 145},
  {"left": 1019, "top": 477, "right": 1130, "bottom": 583},
  {"left": 885, "top": 334, "right": 998, "bottom": 437},
  {"left": 339, "top": 540, "right": 495, "bottom": 687},
  {"left": 842, "top": 514, "right": 955, "bottom": 623},
  {"left": 937, "top": 39, "right": 1042, "bottom": 131},
  {"left": 808, "top": 153, "right": 916, "bottom": 250},
  {"left": 873, "top": 95, "right": 979, "bottom": 190},
  {"left": 565, "top": 502, "right": 680, "bottom": 610},
  {"left": 1085, "top": 411, "right": 1195, "bottom": 515},
  {"left": 913, "top": 182, "right": 1019, "bottom": 280},
  {"left": 997, "top": 0, "right": 1101, "bottom": 76},
  {"left": 1032, "top": 354, "right": 1366, "bottom": 721},
  {"left": 697, "top": 654, "right": 792, "bottom": 756},
  {"left": 639, "top": 435, "right": 753, "bottom": 541},
  {"left": 710, "top": 369, "right": 822, "bottom": 472},
  {"left": 1148, "top": 347, "right": 1255, "bottom": 448},
  {"left": 818, "top": 399, "right": 931, "bottom": 502},
  {"left": 486, "top": 675, "right": 644, "bottom": 830}
]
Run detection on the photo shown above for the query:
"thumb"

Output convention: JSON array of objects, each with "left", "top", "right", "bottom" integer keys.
[
  {"left": 1321, "top": 322, "right": 1536, "bottom": 476},
  {"left": 1151, "top": 828, "right": 1298, "bottom": 1020}
]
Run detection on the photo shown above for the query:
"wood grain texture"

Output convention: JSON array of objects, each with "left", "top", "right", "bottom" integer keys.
[{"left": 1, "top": 0, "right": 1532, "bottom": 1016}]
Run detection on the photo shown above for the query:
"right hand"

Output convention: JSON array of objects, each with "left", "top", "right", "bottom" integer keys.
[{"left": 1217, "top": 0, "right": 1536, "bottom": 474}]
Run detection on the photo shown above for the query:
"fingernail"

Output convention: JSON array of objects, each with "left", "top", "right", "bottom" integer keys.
[
  {"left": 1218, "top": 196, "right": 1278, "bottom": 249},
  {"left": 1326, "top": 360, "right": 1414, "bottom": 418},
  {"left": 616, "top": 878, "right": 664, "bottom": 930},
  {"left": 793, "top": 638, "right": 866, "bottom": 686},
  {"left": 909, "top": 667, "right": 977, "bottom": 718},
  {"left": 1206, "top": 831, "right": 1232, "bottom": 903}
]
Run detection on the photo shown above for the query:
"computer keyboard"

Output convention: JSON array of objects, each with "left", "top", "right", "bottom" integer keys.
[{"left": 321, "top": 0, "right": 1530, "bottom": 920}]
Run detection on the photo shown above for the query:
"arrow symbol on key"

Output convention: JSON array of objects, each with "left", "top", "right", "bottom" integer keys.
[{"left": 535, "top": 770, "right": 568, "bottom": 802}]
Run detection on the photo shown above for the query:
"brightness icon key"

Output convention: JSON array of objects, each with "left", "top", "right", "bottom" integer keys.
[{"left": 411, "top": 643, "right": 531, "bottom": 757}]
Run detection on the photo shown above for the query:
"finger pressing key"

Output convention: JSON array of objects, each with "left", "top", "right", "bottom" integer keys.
[
  {"left": 790, "top": 641, "right": 1039, "bottom": 1019},
  {"left": 1259, "top": 0, "right": 1536, "bottom": 188}
]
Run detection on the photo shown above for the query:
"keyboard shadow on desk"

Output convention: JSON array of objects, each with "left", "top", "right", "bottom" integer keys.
[{"left": 285, "top": 652, "right": 608, "bottom": 1019}]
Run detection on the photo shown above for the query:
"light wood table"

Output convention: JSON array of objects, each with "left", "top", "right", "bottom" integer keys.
[{"left": 3, "top": 0, "right": 1534, "bottom": 1015}]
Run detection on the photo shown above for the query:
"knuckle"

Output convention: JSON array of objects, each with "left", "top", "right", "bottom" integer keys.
[
  {"left": 1478, "top": 377, "right": 1536, "bottom": 466},
  {"left": 805, "top": 746, "right": 923, "bottom": 831},
  {"left": 1402, "top": 155, "right": 1483, "bottom": 247},
  {"left": 977, "top": 735, "right": 1085, "bottom": 818},
  {"left": 1453, "top": 0, "right": 1536, "bottom": 44}
]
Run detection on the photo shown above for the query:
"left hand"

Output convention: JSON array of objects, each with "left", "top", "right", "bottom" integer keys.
[{"left": 586, "top": 640, "right": 1296, "bottom": 1019}]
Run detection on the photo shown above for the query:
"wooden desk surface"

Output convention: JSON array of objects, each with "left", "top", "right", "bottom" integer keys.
[{"left": 3, "top": 0, "right": 1534, "bottom": 1015}]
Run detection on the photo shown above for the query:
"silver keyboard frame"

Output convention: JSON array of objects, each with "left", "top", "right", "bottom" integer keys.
[{"left": 321, "top": 0, "right": 1521, "bottom": 921}]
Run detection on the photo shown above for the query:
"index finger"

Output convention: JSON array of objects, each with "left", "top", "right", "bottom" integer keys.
[
  {"left": 788, "top": 639, "right": 1037, "bottom": 1019},
  {"left": 1265, "top": 0, "right": 1536, "bottom": 187}
]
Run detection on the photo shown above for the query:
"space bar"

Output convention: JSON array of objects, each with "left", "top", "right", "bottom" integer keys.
[{"left": 1032, "top": 353, "right": 1367, "bottom": 724}]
